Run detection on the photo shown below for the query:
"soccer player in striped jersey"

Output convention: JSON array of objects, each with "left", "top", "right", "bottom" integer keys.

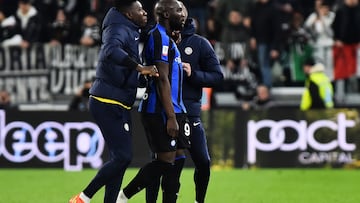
[{"left": 145, "top": 2, "right": 224, "bottom": 203}]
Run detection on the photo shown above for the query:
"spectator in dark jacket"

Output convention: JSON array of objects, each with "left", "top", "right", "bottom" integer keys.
[
  {"left": 250, "top": 0, "right": 281, "bottom": 88},
  {"left": 0, "top": 9, "right": 22, "bottom": 46},
  {"left": 78, "top": 12, "right": 101, "bottom": 47},
  {"left": 332, "top": 0, "right": 360, "bottom": 55},
  {"left": 63, "top": 0, "right": 90, "bottom": 28},
  {"left": 47, "top": 8, "right": 74, "bottom": 45},
  {"left": 221, "top": 9, "right": 251, "bottom": 62},
  {"left": 331, "top": 0, "right": 360, "bottom": 92},
  {"left": 33, "top": 0, "right": 60, "bottom": 42},
  {"left": 14, "top": 0, "right": 42, "bottom": 48},
  {"left": 0, "top": 0, "right": 19, "bottom": 18}
]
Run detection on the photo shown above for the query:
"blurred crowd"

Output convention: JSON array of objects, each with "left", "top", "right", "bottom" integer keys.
[
  {"left": 0, "top": 0, "right": 106, "bottom": 47},
  {"left": 1, "top": 0, "right": 360, "bottom": 110}
]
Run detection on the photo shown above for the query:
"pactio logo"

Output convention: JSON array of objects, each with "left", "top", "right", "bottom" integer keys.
[{"left": 247, "top": 113, "right": 356, "bottom": 164}]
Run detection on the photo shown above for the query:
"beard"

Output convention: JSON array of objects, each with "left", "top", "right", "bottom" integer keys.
[{"left": 169, "top": 18, "right": 183, "bottom": 31}]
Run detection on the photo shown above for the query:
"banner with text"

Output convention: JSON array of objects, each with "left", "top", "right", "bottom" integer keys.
[
  {"left": 0, "top": 44, "right": 98, "bottom": 104},
  {"left": 234, "top": 108, "right": 360, "bottom": 168},
  {"left": 0, "top": 109, "right": 152, "bottom": 170},
  {"left": 0, "top": 42, "right": 251, "bottom": 105}
]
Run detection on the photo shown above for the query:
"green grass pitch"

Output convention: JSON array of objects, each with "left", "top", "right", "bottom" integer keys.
[{"left": 0, "top": 168, "right": 359, "bottom": 203}]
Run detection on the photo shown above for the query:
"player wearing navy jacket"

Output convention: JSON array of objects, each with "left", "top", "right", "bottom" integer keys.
[
  {"left": 178, "top": 17, "right": 223, "bottom": 203},
  {"left": 69, "top": 1, "right": 158, "bottom": 203}
]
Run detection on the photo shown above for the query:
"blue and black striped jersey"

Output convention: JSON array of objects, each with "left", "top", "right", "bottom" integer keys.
[{"left": 138, "top": 24, "right": 186, "bottom": 114}]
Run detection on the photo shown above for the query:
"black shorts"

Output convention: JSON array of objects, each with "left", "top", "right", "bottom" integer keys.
[{"left": 141, "top": 113, "right": 191, "bottom": 153}]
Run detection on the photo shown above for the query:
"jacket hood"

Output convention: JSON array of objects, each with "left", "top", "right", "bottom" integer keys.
[
  {"left": 17, "top": 6, "right": 37, "bottom": 19},
  {"left": 310, "top": 63, "right": 325, "bottom": 73},
  {"left": 181, "top": 18, "right": 196, "bottom": 37},
  {"left": 102, "top": 7, "right": 139, "bottom": 31}
]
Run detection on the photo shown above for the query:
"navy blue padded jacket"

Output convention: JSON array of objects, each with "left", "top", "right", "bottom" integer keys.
[
  {"left": 178, "top": 18, "right": 224, "bottom": 116},
  {"left": 89, "top": 7, "right": 141, "bottom": 107}
]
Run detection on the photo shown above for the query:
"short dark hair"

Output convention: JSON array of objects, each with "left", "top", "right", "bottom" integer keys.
[
  {"left": 155, "top": 0, "right": 177, "bottom": 17},
  {"left": 303, "top": 57, "right": 316, "bottom": 66},
  {"left": 113, "top": 0, "right": 137, "bottom": 10},
  {"left": 321, "top": 0, "right": 332, "bottom": 7},
  {"left": 84, "top": 11, "right": 97, "bottom": 18},
  {"left": 19, "top": 0, "right": 31, "bottom": 4}
]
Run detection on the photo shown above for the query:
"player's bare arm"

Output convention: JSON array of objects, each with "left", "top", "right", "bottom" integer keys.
[
  {"left": 136, "top": 64, "right": 159, "bottom": 77},
  {"left": 155, "top": 61, "right": 179, "bottom": 138}
]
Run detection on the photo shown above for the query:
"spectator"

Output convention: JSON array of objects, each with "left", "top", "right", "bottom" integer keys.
[
  {"left": 33, "top": 0, "right": 60, "bottom": 42},
  {"left": 220, "top": 58, "right": 258, "bottom": 101},
  {"left": 249, "top": 0, "right": 281, "bottom": 88},
  {"left": 215, "top": 0, "right": 252, "bottom": 23},
  {"left": 0, "top": 0, "right": 19, "bottom": 18},
  {"left": 300, "top": 58, "right": 334, "bottom": 110},
  {"left": 0, "top": 89, "right": 12, "bottom": 109},
  {"left": 62, "top": 0, "right": 90, "bottom": 28},
  {"left": 0, "top": 9, "right": 22, "bottom": 46},
  {"left": 78, "top": 12, "right": 100, "bottom": 47},
  {"left": 204, "top": 17, "right": 221, "bottom": 46},
  {"left": 299, "top": 0, "right": 320, "bottom": 18},
  {"left": 273, "top": 0, "right": 300, "bottom": 85},
  {"left": 68, "top": 79, "right": 92, "bottom": 111},
  {"left": 273, "top": 0, "right": 300, "bottom": 46},
  {"left": 47, "top": 8, "right": 74, "bottom": 45},
  {"left": 14, "top": 0, "right": 42, "bottom": 48},
  {"left": 204, "top": 0, "right": 222, "bottom": 45},
  {"left": 304, "top": 0, "right": 335, "bottom": 80},
  {"left": 237, "top": 59, "right": 259, "bottom": 101},
  {"left": 182, "top": 0, "right": 210, "bottom": 34},
  {"left": 220, "top": 9, "right": 251, "bottom": 62},
  {"left": 241, "top": 84, "right": 276, "bottom": 110},
  {"left": 286, "top": 12, "right": 313, "bottom": 84},
  {"left": 88, "top": 0, "right": 113, "bottom": 21},
  {"left": 331, "top": 0, "right": 360, "bottom": 93}
]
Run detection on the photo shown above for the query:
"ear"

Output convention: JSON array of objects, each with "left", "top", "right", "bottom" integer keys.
[{"left": 125, "top": 11, "right": 132, "bottom": 19}]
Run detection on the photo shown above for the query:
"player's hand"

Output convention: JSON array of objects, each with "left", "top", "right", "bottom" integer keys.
[
  {"left": 137, "top": 65, "right": 159, "bottom": 77},
  {"left": 182, "top": 62, "right": 191, "bottom": 77},
  {"left": 167, "top": 117, "right": 179, "bottom": 138}
]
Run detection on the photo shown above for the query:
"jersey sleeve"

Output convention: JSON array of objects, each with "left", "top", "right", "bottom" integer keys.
[{"left": 149, "top": 29, "right": 170, "bottom": 63}]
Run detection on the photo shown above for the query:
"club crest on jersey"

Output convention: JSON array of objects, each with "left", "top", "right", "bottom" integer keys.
[
  {"left": 170, "top": 139, "right": 176, "bottom": 147},
  {"left": 162, "top": 45, "right": 169, "bottom": 56},
  {"left": 124, "top": 123, "right": 129, "bottom": 132},
  {"left": 175, "top": 56, "right": 182, "bottom": 63},
  {"left": 184, "top": 47, "right": 193, "bottom": 55}
]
